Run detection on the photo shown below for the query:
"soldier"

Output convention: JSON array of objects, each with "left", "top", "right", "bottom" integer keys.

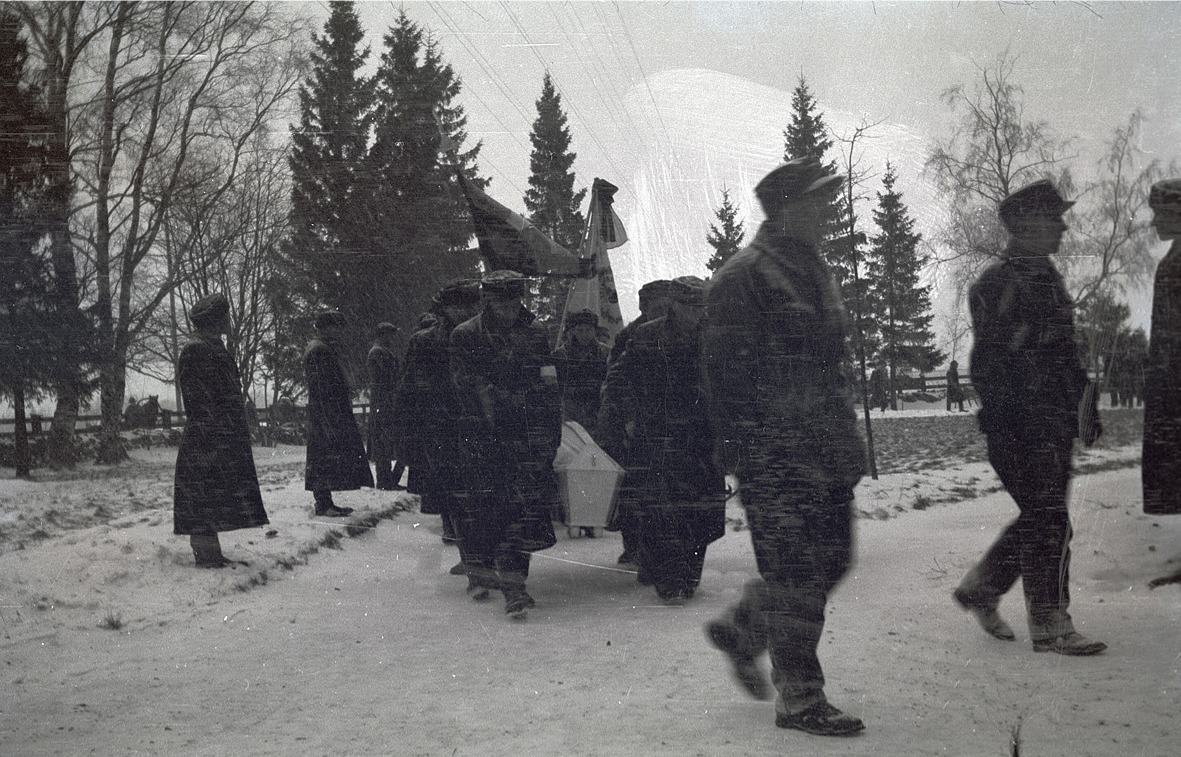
[
  {"left": 945, "top": 359, "right": 966, "bottom": 412},
  {"left": 173, "top": 294, "right": 269, "bottom": 567},
  {"left": 551, "top": 309, "right": 611, "bottom": 437},
  {"left": 304, "top": 310, "right": 373, "bottom": 517},
  {"left": 367, "top": 323, "right": 404, "bottom": 490},
  {"left": 599, "top": 276, "right": 726, "bottom": 603},
  {"left": 953, "top": 180, "right": 1106, "bottom": 656},
  {"left": 394, "top": 279, "right": 482, "bottom": 577},
  {"left": 605, "top": 279, "right": 674, "bottom": 566},
  {"left": 702, "top": 159, "right": 867, "bottom": 737},
  {"left": 1143, "top": 180, "right": 1181, "bottom": 524},
  {"left": 450, "top": 270, "right": 562, "bottom": 620}
]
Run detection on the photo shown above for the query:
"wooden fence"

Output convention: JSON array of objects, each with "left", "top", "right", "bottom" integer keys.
[{"left": 0, "top": 403, "right": 371, "bottom": 438}]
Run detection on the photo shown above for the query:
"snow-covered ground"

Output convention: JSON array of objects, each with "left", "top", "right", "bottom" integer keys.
[{"left": 1, "top": 411, "right": 1178, "bottom": 756}]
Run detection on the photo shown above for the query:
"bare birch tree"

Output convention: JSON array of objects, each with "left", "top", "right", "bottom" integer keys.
[{"left": 31, "top": 2, "right": 308, "bottom": 462}]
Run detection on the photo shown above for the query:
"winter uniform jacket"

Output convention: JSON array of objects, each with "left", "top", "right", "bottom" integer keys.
[
  {"left": 551, "top": 339, "right": 611, "bottom": 436},
  {"left": 393, "top": 320, "right": 465, "bottom": 511},
  {"left": 450, "top": 305, "right": 561, "bottom": 552},
  {"left": 366, "top": 344, "right": 400, "bottom": 463},
  {"left": 968, "top": 246, "right": 1095, "bottom": 442},
  {"left": 304, "top": 337, "right": 374, "bottom": 492},
  {"left": 1144, "top": 239, "right": 1181, "bottom": 514},
  {"left": 704, "top": 223, "right": 867, "bottom": 494},
  {"left": 599, "top": 315, "right": 726, "bottom": 543},
  {"left": 173, "top": 333, "right": 268, "bottom": 535}
]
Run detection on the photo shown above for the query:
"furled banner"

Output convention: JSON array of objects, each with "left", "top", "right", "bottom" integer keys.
[
  {"left": 455, "top": 173, "right": 581, "bottom": 277},
  {"left": 560, "top": 178, "right": 627, "bottom": 343}
]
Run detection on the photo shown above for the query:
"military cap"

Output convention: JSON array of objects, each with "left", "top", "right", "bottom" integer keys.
[
  {"left": 998, "top": 180, "right": 1074, "bottom": 227},
  {"left": 416, "top": 312, "right": 439, "bottom": 331},
  {"left": 1149, "top": 179, "right": 1181, "bottom": 212},
  {"left": 432, "top": 278, "right": 481, "bottom": 308},
  {"left": 375, "top": 322, "right": 399, "bottom": 336},
  {"left": 567, "top": 309, "right": 598, "bottom": 328},
  {"left": 188, "top": 293, "right": 229, "bottom": 329},
  {"left": 481, "top": 269, "right": 527, "bottom": 298},
  {"left": 755, "top": 158, "right": 842, "bottom": 213},
  {"left": 314, "top": 310, "right": 346, "bottom": 330},
  {"left": 669, "top": 275, "right": 707, "bottom": 304}
]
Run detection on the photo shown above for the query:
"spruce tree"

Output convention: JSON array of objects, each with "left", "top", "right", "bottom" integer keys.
[
  {"left": 0, "top": 11, "right": 54, "bottom": 474},
  {"left": 867, "top": 163, "right": 943, "bottom": 406},
  {"left": 782, "top": 77, "right": 846, "bottom": 283},
  {"left": 363, "top": 11, "right": 483, "bottom": 358},
  {"left": 705, "top": 189, "right": 745, "bottom": 273},
  {"left": 524, "top": 72, "right": 586, "bottom": 328},
  {"left": 283, "top": 1, "right": 376, "bottom": 373}
]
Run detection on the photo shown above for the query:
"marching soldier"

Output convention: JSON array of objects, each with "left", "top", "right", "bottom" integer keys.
[
  {"left": 702, "top": 160, "right": 867, "bottom": 737},
  {"left": 450, "top": 271, "right": 562, "bottom": 620},
  {"left": 953, "top": 179, "right": 1106, "bottom": 656}
]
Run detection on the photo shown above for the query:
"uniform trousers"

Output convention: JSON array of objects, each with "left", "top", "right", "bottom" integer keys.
[
  {"left": 961, "top": 430, "right": 1074, "bottom": 633},
  {"left": 723, "top": 465, "right": 854, "bottom": 715}
]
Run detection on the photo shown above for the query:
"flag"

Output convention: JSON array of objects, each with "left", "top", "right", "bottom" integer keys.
[
  {"left": 560, "top": 178, "right": 627, "bottom": 343},
  {"left": 456, "top": 173, "right": 581, "bottom": 277}
]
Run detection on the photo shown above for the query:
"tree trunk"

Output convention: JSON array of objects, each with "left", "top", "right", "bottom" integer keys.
[
  {"left": 13, "top": 381, "right": 31, "bottom": 478},
  {"left": 94, "top": 363, "right": 128, "bottom": 465},
  {"left": 41, "top": 5, "right": 85, "bottom": 469}
]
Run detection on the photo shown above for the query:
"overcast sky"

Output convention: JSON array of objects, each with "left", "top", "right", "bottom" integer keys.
[{"left": 313, "top": 1, "right": 1180, "bottom": 328}]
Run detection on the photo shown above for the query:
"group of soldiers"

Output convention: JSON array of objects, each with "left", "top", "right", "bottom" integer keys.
[{"left": 169, "top": 157, "right": 1181, "bottom": 738}]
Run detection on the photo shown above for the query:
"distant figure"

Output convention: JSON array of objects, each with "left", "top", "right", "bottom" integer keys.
[
  {"left": 367, "top": 322, "right": 404, "bottom": 490},
  {"left": 605, "top": 279, "right": 675, "bottom": 566},
  {"left": 870, "top": 366, "right": 887, "bottom": 412},
  {"left": 173, "top": 294, "right": 268, "bottom": 568},
  {"left": 1143, "top": 178, "right": 1181, "bottom": 525},
  {"left": 703, "top": 160, "right": 867, "bottom": 737},
  {"left": 599, "top": 276, "right": 725, "bottom": 603},
  {"left": 304, "top": 310, "right": 373, "bottom": 517},
  {"left": 953, "top": 180, "right": 1105, "bottom": 656},
  {"left": 395, "top": 279, "right": 482, "bottom": 576},
  {"left": 945, "top": 360, "right": 966, "bottom": 412},
  {"left": 552, "top": 309, "right": 610, "bottom": 437},
  {"left": 450, "top": 270, "right": 562, "bottom": 620}
]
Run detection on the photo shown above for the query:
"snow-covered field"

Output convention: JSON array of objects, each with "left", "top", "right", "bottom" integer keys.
[{"left": 1, "top": 408, "right": 1178, "bottom": 756}]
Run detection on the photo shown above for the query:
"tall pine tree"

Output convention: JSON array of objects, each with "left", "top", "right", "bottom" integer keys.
[
  {"left": 867, "top": 163, "right": 943, "bottom": 407},
  {"left": 364, "top": 11, "right": 483, "bottom": 358},
  {"left": 0, "top": 11, "right": 54, "bottom": 474},
  {"left": 524, "top": 72, "right": 586, "bottom": 329},
  {"left": 283, "top": 1, "right": 376, "bottom": 380},
  {"left": 705, "top": 189, "right": 745, "bottom": 273},
  {"left": 782, "top": 77, "right": 846, "bottom": 283}
]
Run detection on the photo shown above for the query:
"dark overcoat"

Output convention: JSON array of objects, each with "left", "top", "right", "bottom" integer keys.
[
  {"left": 599, "top": 315, "right": 726, "bottom": 545},
  {"left": 946, "top": 365, "right": 965, "bottom": 403},
  {"left": 450, "top": 306, "right": 561, "bottom": 553},
  {"left": 968, "top": 250, "right": 1091, "bottom": 442},
  {"left": 1144, "top": 240, "right": 1181, "bottom": 514},
  {"left": 704, "top": 225, "right": 867, "bottom": 496},
  {"left": 551, "top": 339, "right": 611, "bottom": 436},
  {"left": 393, "top": 321, "right": 464, "bottom": 512},
  {"left": 366, "top": 344, "right": 400, "bottom": 463},
  {"left": 304, "top": 337, "right": 374, "bottom": 491},
  {"left": 173, "top": 333, "right": 268, "bottom": 535}
]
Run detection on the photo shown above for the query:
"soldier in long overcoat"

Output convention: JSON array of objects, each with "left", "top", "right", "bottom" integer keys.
[
  {"left": 367, "top": 322, "right": 403, "bottom": 490},
  {"left": 551, "top": 308, "right": 611, "bottom": 437},
  {"left": 702, "top": 160, "right": 867, "bottom": 737},
  {"left": 173, "top": 294, "right": 269, "bottom": 567},
  {"left": 450, "top": 271, "right": 562, "bottom": 619},
  {"left": 604, "top": 279, "right": 674, "bottom": 565},
  {"left": 1143, "top": 178, "right": 1181, "bottom": 521},
  {"left": 304, "top": 310, "right": 373, "bottom": 516},
  {"left": 599, "top": 276, "right": 725, "bottom": 603},
  {"left": 393, "top": 280, "right": 481, "bottom": 574},
  {"left": 953, "top": 180, "right": 1105, "bottom": 656}
]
